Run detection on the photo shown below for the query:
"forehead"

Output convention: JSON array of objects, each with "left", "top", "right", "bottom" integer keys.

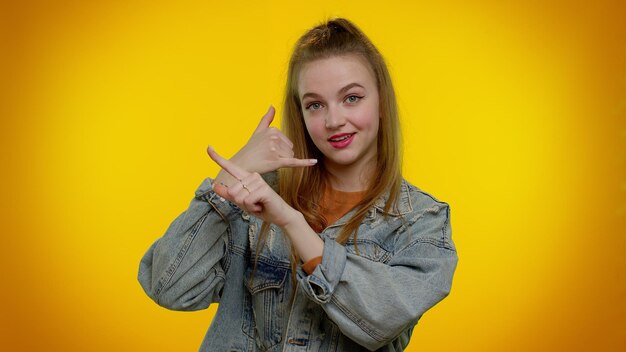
[{"left": 298, "top": 54, "right": 376, "bottom": 98}]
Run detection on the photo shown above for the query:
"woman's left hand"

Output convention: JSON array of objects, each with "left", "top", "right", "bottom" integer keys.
[{"left": 207, "top": 146, "right": 299, "bottom": 228}]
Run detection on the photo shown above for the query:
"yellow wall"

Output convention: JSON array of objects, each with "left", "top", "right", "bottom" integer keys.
[{"left": 2, "top": 0, "right": 624, "bottom": 350}]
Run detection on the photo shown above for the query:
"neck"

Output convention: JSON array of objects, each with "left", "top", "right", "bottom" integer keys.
[{"left": 323, "top": 155, "right": 376, "bottom": 192}]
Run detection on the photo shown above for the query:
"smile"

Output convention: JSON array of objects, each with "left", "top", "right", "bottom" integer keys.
[{"left": 328, "top": 133, "right": 356, "bottom": 148}]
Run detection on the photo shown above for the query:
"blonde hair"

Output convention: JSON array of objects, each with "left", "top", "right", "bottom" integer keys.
[
  {"left": 255, "top": 18, "right": 402, "bottom": 281},
  {"left": 281, "top": 17, "right": 402, "bottom": 238}
]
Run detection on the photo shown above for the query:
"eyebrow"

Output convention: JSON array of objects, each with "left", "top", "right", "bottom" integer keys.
[{"left": 301, "top": 82, "right": 366, "bottom": 101}]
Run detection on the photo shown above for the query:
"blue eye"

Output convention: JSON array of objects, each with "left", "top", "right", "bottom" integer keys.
[
  {"left": 346, "top": 95, "right": 362, "bottom": 103},
  {"left": 306, "top": 102, "right": 322, "bottom": 110}
]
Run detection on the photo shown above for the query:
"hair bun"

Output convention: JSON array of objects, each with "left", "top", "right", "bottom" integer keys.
[{"left": 328, "top": 22, "right": 346, "bottom": 34}]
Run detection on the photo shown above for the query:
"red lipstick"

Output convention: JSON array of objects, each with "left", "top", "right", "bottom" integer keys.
[{"left": 328, "top": 133, "right": 355, "bottom": 149}]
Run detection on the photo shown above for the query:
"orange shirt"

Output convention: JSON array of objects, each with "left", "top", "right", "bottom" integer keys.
[
  {"left": 319, "top": 186, "right": 367, "bottom": 230},
  {"left": 303, "top": 186, "right": 366, "bottom": 274}
]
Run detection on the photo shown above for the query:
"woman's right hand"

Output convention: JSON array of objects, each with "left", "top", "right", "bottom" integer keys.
[{"left": 214, "top": 106, "right": 317, "bottom": 187}]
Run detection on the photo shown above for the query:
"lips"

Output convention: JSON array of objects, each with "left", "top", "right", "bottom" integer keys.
[{"left": 328, "top": 133, "right": 356, "bottom": 149}]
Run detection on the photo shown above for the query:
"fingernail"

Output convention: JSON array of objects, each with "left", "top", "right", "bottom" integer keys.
[{"left": 310, "top": 159, "right": 318, "bottom": 164}]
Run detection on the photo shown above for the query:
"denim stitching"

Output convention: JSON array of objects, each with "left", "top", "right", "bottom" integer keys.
[
  {"left": 155, "top": 212, "right": 207, "bottom": 298},
  {"left": 329, "top": 295, "right": 387, "bottom": 343}
]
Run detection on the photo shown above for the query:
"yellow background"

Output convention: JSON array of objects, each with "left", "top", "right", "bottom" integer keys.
[{"left": 2, "top": 0, "right": 625, "bottom": 351}]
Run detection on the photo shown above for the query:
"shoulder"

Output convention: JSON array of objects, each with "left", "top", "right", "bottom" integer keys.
[
  {"left": 394, "top": 179, "right": 454, "bottom": 251},
  {"left": 402, "top": 179, "right": 450, "bottom": 216},
  {"left": 380, "top": 178, "right": 449, "bottom": 217}
]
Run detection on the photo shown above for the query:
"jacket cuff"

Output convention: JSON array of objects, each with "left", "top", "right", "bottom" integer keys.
[
  {"left": 302, "top": 256, "right": 323, "bottom": 275},
  {"left": 193, "top": 177, "right": 237, "bottom": 221},
  {"left": 299, "top": 238, "right": 347, "bottom": 303}
]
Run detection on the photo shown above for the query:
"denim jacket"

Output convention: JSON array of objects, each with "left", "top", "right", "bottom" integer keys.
[{"left": 138, "top": 173, "right": 458, "bottom": 351}]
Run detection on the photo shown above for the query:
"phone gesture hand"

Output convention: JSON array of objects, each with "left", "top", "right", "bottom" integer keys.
[
  {"left": 208, "top": 146, "right": 298, "bottom": 228},
  {"left": 231, "top": 105, "right": 317, "bottom": 174}
]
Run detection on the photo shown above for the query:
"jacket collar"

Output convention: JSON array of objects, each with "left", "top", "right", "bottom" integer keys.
[
  {"left": 372, "top": 179, "right": 412, "bottom": 216},
  {"left": 264, "top": 171, "right": 413, "bottom": 227},
  {"left": 325, "top": 179, "right": 412, "bottom": 230}
]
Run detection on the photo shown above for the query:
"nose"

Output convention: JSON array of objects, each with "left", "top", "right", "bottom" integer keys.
[{"left": 325, "top": 106, "right": 346, "bottom": 129}]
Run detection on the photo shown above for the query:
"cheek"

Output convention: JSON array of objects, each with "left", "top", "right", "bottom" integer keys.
[
  {"left": 304, "top": 118, "right": 325, "bottom": 140},
  {"left": 371, "top": 116, "right": 380, "bottom": 134},
  {"left": 355, "top": 102, "right": 380, "bottom": 132}
]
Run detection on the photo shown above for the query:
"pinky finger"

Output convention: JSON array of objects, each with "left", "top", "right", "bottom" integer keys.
[{"left": 281, "top": 158, "right": 318, "bottom": 168}]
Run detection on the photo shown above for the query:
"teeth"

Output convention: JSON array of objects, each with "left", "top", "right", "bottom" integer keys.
[{"left": 330, "top": 134, "right": 352, "bottom": 142}]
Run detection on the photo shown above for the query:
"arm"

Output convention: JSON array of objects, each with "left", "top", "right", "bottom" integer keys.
[
  {"left": 206, "top": 146, "right": 458, "bottom": 350},
  {"left": 207, "top": 143, "right": 457, "bottom": 350},
  {"left": 207, "top": 146, "right": 322, "bottom": 264},
  {"left": 139, "top": 106, "right": 313, "bottom": 310},
  {"left": 298, "top": 203, "right": 458, "bottom": 351},
  {"left": 137, "top": 177, "right": 236, "bottom": 311}
]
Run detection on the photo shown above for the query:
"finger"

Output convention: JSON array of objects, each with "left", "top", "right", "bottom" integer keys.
[
  {"left": 278, "top": 158, "right": 318, "bottom": 168},
  {"left": 207, "top": 146, "right": 250, "bottom": 181},
  {"left": 223, "top": 176, "right": 261, "bottom": 212},
  {"left": 269, "top": 129, "right": 294, "bottom": 149},
  {"left": 276, "top": 148, "right": 294, "bottom": 159},
  {"left": 241, "top": 173, "right": 265, "bottom": 193},
  {"left": 271, "top": 139, "right": 295, "bottom": 158},
  {"left": 241, "top": 190, "right": 263, "bottom": 213},
  {"left": 240, "top": 175, "right": 266, "bottom": 212},
  {"left": 213, "top": 179, "right": 250, "bottom": 204},
  {"left": 243, "top": 197, "right": 263, "bottom": 213},
  {"left": 227, "top": 182, "right": 250, "bottom": 206},
  {"left": 272, "top": 136, "right": 295, "bottom": 157},
  {"left": 212, "top": 181, "right": 232, "bottom": 201},
  {"left": 253, "top": 105, "right": 275, "bottom": 134}
]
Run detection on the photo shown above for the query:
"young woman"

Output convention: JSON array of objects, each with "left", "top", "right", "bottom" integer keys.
[{"left": 139, "top": 18, "right": 458, "bottom": 351}]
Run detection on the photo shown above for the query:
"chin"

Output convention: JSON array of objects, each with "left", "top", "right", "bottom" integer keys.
[{"left": 325, "top": 155, "right": 359, "bottom": 167}]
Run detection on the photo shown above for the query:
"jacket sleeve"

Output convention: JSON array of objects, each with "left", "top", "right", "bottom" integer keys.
[
  {"left": 297, "top": 202, "right": 458, "bottom": 351},
  {"left": 137, "top": 177, "right": 238, "bottom": 311}
]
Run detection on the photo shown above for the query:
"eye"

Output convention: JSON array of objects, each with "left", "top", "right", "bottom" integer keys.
[
  {"left": 345, "top": 95, "right": 363, "bottom": 104},
  {"left": 305, "top": 102, "right": 323, "bottom": 111}
]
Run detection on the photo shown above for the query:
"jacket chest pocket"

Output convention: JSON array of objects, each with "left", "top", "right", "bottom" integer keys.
[{"left": 242, "top": 258, "right": 289, "bottom": 351}]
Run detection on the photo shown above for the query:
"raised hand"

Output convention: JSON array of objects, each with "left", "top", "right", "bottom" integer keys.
[
  {"left": 208, "top": 146, "right": 300, "bottom": 228},
  {"left": 234, "top": 106, "right": 317, "bottom": 170},
  {"left": 214, "top": 106, "right": 317, "bottom": 188}
]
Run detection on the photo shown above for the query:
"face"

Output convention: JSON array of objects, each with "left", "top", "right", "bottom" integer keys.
[{"left": 298, "top": 54, "right": 380, "bottom": 176}]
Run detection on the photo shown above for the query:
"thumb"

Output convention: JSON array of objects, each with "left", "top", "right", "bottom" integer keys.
[{"left": 253, "top": 105, "right": 275, "bottom": 133}]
